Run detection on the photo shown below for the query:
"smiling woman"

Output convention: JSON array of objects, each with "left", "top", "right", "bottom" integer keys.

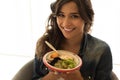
[
  {"left": 31, "top": 0, "right": 118, "bottom": 79},
  {"left": 0, "top": 0, "right": 120, "bottom": 80}
]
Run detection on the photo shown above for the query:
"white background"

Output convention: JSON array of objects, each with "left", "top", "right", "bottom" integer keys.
[{"left": 0, "top": 0, "right": 120, "bottom": 79}]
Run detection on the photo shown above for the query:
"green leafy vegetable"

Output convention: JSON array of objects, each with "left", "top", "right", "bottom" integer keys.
[{"left": 54, "top": 59, "right": 76, "bottom": 69}]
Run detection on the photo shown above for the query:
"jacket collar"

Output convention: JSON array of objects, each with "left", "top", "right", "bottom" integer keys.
[{"left": 79, "top": 33, "right": 88, "bottom": 58}]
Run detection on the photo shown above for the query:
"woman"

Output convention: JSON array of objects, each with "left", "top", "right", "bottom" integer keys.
[{"left": 32, "top": 0, "right": 113, "bottom": 80}]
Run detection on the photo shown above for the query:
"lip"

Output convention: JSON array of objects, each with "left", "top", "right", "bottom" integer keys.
[
  {"left": 64, "top": 28, "right": 73, "bottom": 31},
  {"left": 63, "top": 27, "right": 75, "bottom": 32}
]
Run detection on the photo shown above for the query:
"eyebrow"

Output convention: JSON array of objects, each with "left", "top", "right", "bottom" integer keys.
[
  {"left": 59, "top": 11, "right": 80, "bottom": 15},
  {"left": 71, "top": 13, "right": 80, "bottom": 15}
]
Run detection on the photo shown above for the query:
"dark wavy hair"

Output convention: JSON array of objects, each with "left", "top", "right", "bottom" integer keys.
[{"left": 35, "top": 0, "right": 94, "bottom": 59}]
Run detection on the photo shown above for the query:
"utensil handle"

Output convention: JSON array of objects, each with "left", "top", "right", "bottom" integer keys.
[{"left": 45, "top": 41, "right": 57, "bottom": 52}]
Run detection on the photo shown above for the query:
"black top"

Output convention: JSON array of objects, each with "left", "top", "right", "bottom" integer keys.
[{"left": 32, "top": 34, "right": 113, "bottom": 80}]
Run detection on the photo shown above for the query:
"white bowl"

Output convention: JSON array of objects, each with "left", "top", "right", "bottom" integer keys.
[{"left": 43, "top": 50, "right": 82, "bottom": 73}]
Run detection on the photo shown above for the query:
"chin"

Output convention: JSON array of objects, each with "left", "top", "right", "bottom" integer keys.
[{"left": 63, "top": 35, "right": 72, "bottom": 39}]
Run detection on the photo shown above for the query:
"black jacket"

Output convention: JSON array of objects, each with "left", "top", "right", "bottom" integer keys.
[{"left": 32, "top": 34, "right": 113, "bottom": 80}]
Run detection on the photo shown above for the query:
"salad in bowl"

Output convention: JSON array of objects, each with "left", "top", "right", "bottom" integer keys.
[{"left": 43, "top": 50, "right": 82, "bottom": 73}]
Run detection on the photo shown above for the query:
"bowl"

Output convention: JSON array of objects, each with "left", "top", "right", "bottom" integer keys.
[{"left": 43, "top": 50, "right": 82, "bottom": 73}]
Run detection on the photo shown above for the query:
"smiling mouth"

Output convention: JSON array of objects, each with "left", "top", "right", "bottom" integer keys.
[{"left": 63, "top": 27, "right": 75, "bottom": 32}]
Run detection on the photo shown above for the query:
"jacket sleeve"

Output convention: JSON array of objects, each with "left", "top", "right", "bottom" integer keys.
[
  {"left": 32, "top": 56, "right": 49, "bottom": 80},
  {"left": 95, "top": 45, "right": 113, "bottom": 80}
]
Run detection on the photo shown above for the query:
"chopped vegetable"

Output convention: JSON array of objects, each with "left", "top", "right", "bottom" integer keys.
[
  {"left": 54, "top": 59, "right": 76, "bottom": 69},
  {"left": 50, "top": 52, "right": 59, "bottom": 58}
]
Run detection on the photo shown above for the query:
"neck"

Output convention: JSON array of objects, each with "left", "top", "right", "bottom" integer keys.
[
  {"left": 61, "top": 34, "right": 84, "bottom": 54},
  {"left": 65, "top": 33, "right": 83, "bottom": 46}
]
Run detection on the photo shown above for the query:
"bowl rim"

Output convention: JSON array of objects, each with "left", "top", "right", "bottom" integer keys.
[{"left": 43, "top": 50, "right": 82, "bottom": 72}]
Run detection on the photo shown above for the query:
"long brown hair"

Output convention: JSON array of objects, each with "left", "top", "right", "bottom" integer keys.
[{"left": 35, "top": 0, "right": 94, "bottom": 59}]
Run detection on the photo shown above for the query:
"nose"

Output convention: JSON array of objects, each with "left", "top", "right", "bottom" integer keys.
[{"left": 62, "top": 17, "right": 71, "bottom": 27}]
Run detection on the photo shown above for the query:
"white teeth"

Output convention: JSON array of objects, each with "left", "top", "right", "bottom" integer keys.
[{"left": 64, "top": 28, "right": 73, "bottom": 31}]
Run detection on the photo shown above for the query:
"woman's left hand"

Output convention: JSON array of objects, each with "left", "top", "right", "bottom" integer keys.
[{"left": 61, "top": 70, "right": 83, "bottom": 80}]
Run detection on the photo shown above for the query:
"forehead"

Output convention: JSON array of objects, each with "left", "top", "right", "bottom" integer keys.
[{"left": 60, "top": 1, "right": 79, "bottom": 13}]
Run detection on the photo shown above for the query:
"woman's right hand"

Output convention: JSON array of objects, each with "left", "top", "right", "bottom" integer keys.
[{"left": 42, "top": 71, "right": 62, "bottom": 80}]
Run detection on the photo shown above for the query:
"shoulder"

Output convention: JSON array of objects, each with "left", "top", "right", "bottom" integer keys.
[
  {"left": 86, "top": 34, "right": 110, "bottom": 48},
  {"left": 84, "top": 34, "right": 112, "bottom": 63},
  {"left": 85, "top": 34, "right": 112, "bottom": 56}
]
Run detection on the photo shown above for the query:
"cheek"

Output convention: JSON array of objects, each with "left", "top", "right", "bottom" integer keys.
[
  {"left": 76, "top": 21, "right": 85, "bottom": 31},
  {"left": 76, "top": 20, "right": 84, "bottom": 27},
  {"left": 56, "top": 19, "right": 62, "bottom": 29}
]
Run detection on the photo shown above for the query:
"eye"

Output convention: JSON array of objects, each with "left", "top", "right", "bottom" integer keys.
[
  {"left": 57, "top": 13, "right": 65, "bottom": 18},
  {"left": 71, "top": 14, "right": 80, "bottom": 19}
]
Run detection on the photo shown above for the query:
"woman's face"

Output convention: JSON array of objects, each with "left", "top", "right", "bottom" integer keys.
[{"left": 56, "top": 1, "right": 85, "bottom": 39}]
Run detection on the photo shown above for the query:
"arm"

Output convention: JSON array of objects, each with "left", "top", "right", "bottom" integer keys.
[
  {"left": 32, "top": 56, "right": 49, "bottom": 80},
  {"left": 95, "top": 46, "right": 113, "bottom": 80}
]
